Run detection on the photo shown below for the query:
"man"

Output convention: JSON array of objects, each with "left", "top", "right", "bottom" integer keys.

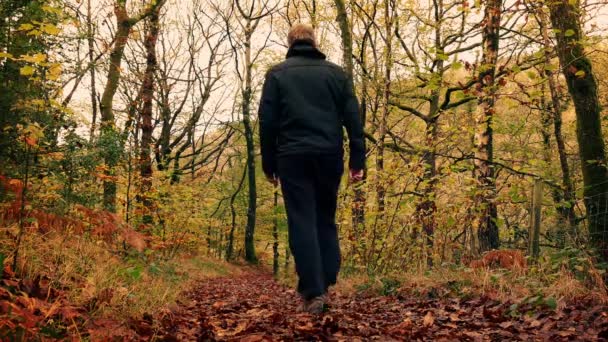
[{"left": 258, "top": 23, "right": 366, "bottom": 314}]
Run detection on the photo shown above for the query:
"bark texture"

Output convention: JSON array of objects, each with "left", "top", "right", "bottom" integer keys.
[
  {"left": 139, "top": 5, "right": 161, "bottom": 224},
  {"left": 548, "top": 0, "right": 608, "bottom": 258},
  {"left": 474, "top": 0, "right": 502, "bottom": 252}
]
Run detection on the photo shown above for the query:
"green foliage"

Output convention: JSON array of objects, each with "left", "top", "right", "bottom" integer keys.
[
  {"left": 123, "top": 265, "right": 144, "bottom": 282},
  {"left": 446, "top": 279, "right": 473, "bottom": 298},
  {"left": 508, "top": 294, "right": 559, "bottom": 317},
  {"left": 97, "top": 127, "right": 125, "bottom": 168},
  {"left": 353, "top": 280, "right": 372, "bottom": 293},
  {"left": 543, "top": 247, "right": 606, "bottom": 282},
  {"left": 0, "top": 0, "right": 65, "bottom": 172},
  {"left": 39, "top": 320, "right": 67, "bottom": 339},
  {"left": 380, "top": 277, "right": 402, "bottom": 296},
  {"left": 50, "top": 132, "right": 101, "bottom": 208},
  {"left": 352, "top": 276, "right": 402, "bottom": 296},
  {"left": 507, "top": 303, "right": 520, "bottom": 318}
]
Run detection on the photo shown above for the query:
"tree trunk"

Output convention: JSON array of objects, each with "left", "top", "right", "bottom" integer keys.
[
  {"left": 87, "top": 0, "right": 98, "bottom": 143},
  {"left": 377, "top": 0, "right": 392, "bottom": 220},
  {"left": 333, "top": 0, "right": 366, "bottom": 233},
  {"left": 99, "top": 3, "right": 131, "bottom": 212},
  {"left": 98, "top": 0, "right": 165, "bottom": 212},
  {"left": 155, "top": 75, "right": 172, "bottom": 171},
  {"left": 333, "top": 0, "right": 354, "bottom": 78},
  {"left": 539, "top": 86, "right": 567, "bottom": 246},
  {"left": 139, "top": 6, "right": 160, "bottom": 225},
  {"left": 548, "top": 0, "right": 608, "bottom": 258},
  {"left": 12, "top": 146, "right": 30, "bottom": 271},
  {"left": 537, "top": 5, "right": 577, "bottom": 241},
  {"left": 416, "top": 118, "right": 438, "bottom": 265},
  {"left": 227, "top": 166, "right": 247, "bottom": 261},
  {"left": 416, "top": 2, "right": 445, "bottom": 265},
  {"left": 243, "top": 27, "right": 257, "bottom": 263},
  {"left": 474, "top": 0, "right": 502, "bottom": 252},
  {"left": 465, "top": 100, "right": 478, "bottom": 255}
]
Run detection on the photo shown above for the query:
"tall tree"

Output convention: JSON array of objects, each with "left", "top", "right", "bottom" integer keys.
[
  {"left": 547, "top": 0, "right": 608, "bottom": 257},
  {"left": 474, "top": 0, "right": 502, "bottom": 252},
  {"left": 0, "top": 0, "right": 62, "bottom": 167},
  {"left": 138, "top": 3, "right": 162, "bottom": 224},
  {"left": 333, "top": 0, "right": 354, "bottom": 78},
  {"left": 224, "top": 0, "right": 276, "bottom": 263},
  {"left": 334, "top": 0, "right": 367, "bottom": 233},
  {"left": 86, "top": 0, "right": 99, "bottom": 142},
  {"left": 534, "top": 4, "right": 577, "bottom": 242},
  {"left": 154, "top": 3, "right": 231, "bottom": 180},
  {"left": 391, "top": 0, "right": 479, "bottom": 262},
  {"left": 98, "top": 0, "right": 165, "bottom": 212},
  {"left": 376, "top": 0, "right": 394, "bottom": 220}
]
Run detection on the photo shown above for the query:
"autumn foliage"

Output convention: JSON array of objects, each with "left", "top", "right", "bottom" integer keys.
[
  {"left": 2, "top": 0, "right": 608, "bottom": 339},
  {"left": 469, "top": 250, "right": 527, "bottom": 271},
  {"left": 0, "top": 175, "right": 146, "bottom": 251},
  {"left": 0, "top": 267, "right": 85, "bottom": 339}
]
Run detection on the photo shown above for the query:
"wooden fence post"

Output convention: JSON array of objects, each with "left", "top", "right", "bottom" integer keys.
[{"left": 529, "top": 179, "right": 543, "bottom": 259}]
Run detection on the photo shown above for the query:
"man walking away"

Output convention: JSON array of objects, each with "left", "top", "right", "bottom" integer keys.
[{"left": 258, "top": 24, "right": 366, "bottom": 314}]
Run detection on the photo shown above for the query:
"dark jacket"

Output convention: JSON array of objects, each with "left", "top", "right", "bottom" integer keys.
[{"left": 258, "top": 40, "right": 366, "bottom": 177}]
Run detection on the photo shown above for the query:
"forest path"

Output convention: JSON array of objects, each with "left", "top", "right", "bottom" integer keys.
[{"left": 147, "top": 271, "right": 607, "bottom": 341}]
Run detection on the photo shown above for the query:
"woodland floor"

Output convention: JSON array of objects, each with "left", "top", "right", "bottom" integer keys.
[{"left": 102, "top": 271, "right": 608, "bottom": 341}]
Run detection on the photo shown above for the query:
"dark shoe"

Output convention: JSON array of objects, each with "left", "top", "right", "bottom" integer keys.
[
  {"left": 305, "top": 296, "right": 325, "bottom": 314},
  {"left": 298, "top": 295, "right": 326, "bottom": 314}
]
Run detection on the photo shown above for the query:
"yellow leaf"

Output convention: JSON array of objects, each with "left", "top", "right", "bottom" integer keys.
[
  {"left": 41, "top": 5, "right": 63, "bottom": 15},
  {"left": 20, "top": 65, "right": 35, "bottom": 76},
  {"left": 32, "top": 99, "right": 45, "bottom": 106},
  {"left": 18, "top": 23, "right": 34, "bottom": 31},
  {"left": 26, "top": 29, "right": 42, "bottom": 36},
  {"left": 48, "top": 63, "right": 62, "bottom": 81},
  {"left": 48, "top": 152, "right": 64, "bottom": 160},
  {"left": 31, "top": 125, "right": 44, "bottom": 140},
  {"left": 0, "top": 52, "right": 13, "bottom": 59},
  {"left": 41, "top": 23, "right": 61, "bottom": 35},
  {"left": 21, "top": 53, "right": 47, "bottom": 63}
]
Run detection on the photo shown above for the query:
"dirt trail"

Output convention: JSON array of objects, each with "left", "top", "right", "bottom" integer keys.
[{"left": 142, "top": 272, "right": 608, "bottom": 341}]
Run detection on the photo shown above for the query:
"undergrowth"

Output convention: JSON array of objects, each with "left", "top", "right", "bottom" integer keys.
[
  {"left": 0, "top": 225, "right": 239, "bottom": 323},
  {"left": 333, "top": 248, "right": 608, "bottom": 310}
]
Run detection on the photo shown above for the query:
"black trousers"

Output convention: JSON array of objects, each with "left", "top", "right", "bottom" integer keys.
[{"left": 278, "top": 154, "right": 343, "bottom": 300}]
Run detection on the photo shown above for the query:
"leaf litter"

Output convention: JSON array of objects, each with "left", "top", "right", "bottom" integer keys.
[
  {"left": 1, "top": 268, "right": 607, "bottom": 340},
  {"left": 150, "top": 272, "right": 608, "bottom": 341}
]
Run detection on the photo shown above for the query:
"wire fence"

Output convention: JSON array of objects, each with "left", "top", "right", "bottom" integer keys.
[
  {"left": 534, "top": 178, "right": 608, "bottom": 257},
  {"left": 583, "top": 189, "right": 608, "bottom": 256}
]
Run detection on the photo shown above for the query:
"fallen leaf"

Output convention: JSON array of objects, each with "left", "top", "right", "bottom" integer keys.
[
  {"left": 423, "top": 311, "right": 435, "bottom": 327},
  {"left": 388, "top": 318, "right": 412, "bottom": 334},
  {"left": 212, "top": 301, "right": 227, "bottom": 309},
  {"left": 239, "top": 333, "right": 267, "bottom": 342},
  {"left": 499, "top": 321, "right": 513, "bottom": 329}
]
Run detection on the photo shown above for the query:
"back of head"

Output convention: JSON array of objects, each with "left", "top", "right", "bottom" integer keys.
[{"left": 287, "top": 24, "right": 317, "bottom": 48}]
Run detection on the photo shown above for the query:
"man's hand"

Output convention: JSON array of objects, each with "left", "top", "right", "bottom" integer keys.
[
  {"left": 349, "top": 169, "right": 364, "bottom": 183},
  {"left": 265, "top": 173, "right": 279, "bottom": 187}
]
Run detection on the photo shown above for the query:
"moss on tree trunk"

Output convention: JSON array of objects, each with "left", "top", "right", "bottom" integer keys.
[{"left": 548, "top": 0, "right": 608, "bottom": 259}]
